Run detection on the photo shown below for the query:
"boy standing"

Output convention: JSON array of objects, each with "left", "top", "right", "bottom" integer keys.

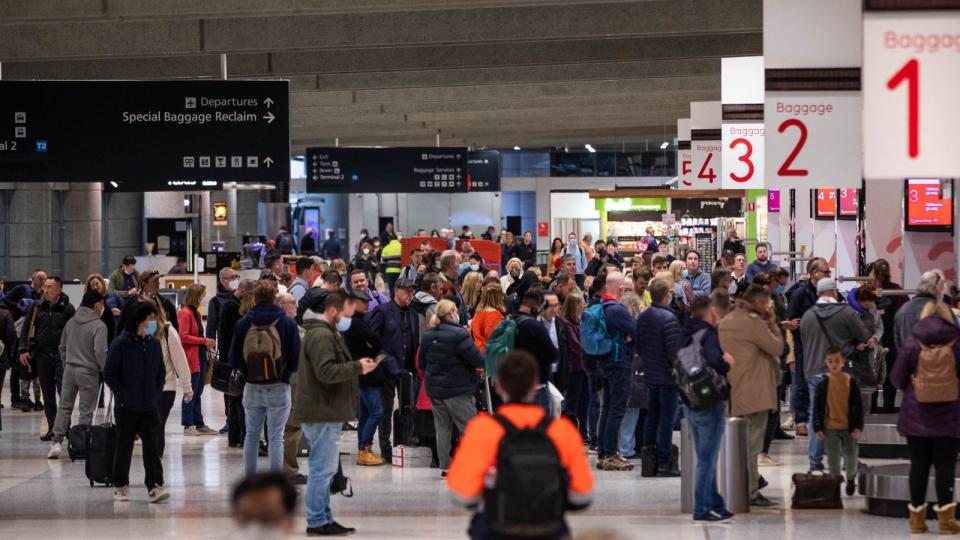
[{"left": 813, "top": 349, "right": 864, "bottom": 496}]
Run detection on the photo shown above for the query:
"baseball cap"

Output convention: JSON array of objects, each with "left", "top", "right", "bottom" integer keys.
[
  {"left": 816, "top": 277, "right": 838, "bottom": 294},
  {"left": 395, "top": 277, "right": 416, "bottom": 290}
]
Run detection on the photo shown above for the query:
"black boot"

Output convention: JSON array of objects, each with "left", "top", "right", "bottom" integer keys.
[{"left": 640, "top": 445, "right": 658, "bottom": 477}]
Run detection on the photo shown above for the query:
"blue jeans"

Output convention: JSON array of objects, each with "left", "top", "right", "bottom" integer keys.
[
  {"left": 242, "top": 383, "right": 292, "bottom": 476},
  {"left": 358, "top": 387, "right": 384, "bottom": 449},
  {"left": 791, "top": 333, "right": 809, "bottom": 422},
  {"left": 643, "top": 384, "right": 680, "bottom": 466},
  {"left": 563, "top": 370, "right": 590, "bottom": 438},
  {"left": 302, "top": 422, "right": 342, "bottom": 528},
  {"left": 597, "top": 362, "right": 630, "bottom": 459},
  {"left": 685, "top": 403, "right": 727, "bottom": 517},
  {"left": 619, "top": 407, "right": 641, "bottom": 456},
  {"left": 181, "top": 349, "right": 207, "bottom": 428},
  {"left": 807, "top": 373, "right": 825, "bottom": 466},
  {"left": 586, "top": 373, "right": 601, "bottom": 443}
]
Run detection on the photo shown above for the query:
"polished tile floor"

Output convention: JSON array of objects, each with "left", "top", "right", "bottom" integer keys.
[{"left": 0, "top": 381, "right": 913, "bottom": 539}]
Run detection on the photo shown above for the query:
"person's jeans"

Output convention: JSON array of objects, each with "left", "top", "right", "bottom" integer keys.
[
  {"left": 619, "top": 407, "right": 641, "bottom": 456},
  {"left": 745, "top": 411, "right": 769, "bottom": 499},
  {"left": 302, "top": 422, "right": 342, "bottom": 528},
  {"left": 113, "top": 408, "right": 164, "bottom": 490},
  {"left": 685, "top": 403, "right": 727, "bottom": 517},
  {"left": 52, "top": 365, "right": 99, "bottom": 441},
  {"left": 790, "top": 333, "right": 809, "bottom": 422},
  {"left": 824, "top": 429, "right": 859, "bottom": 483},
  {"left": 597, "top": 361, "right": 630, "bottom": 459},
  {"left": 586, "top": 373, "right": 601, "bottom": 443},
  {"left": 533, "top": 385, "right": 553, "bottom": 419},
  {"left": 157, "top": 390, "right": 176, "bottom": 458},
  {"left": 386, "top": 273, "right": 399, "bottom": 297},
  {"left": 181, "top": 351, "right": 207, "bottom": 428},
  {"left": 378, "top": 379, "right": 397, "bottom": 457},
  {"left": 242, "top": 383, "right": 292, "bottom": 476},
  {"left": 283, "top": 378, "right": 303, "bottom": 477},
  {"left": 35, "top": 352, "right": 63, "bottom": 430},
  {"left": 358, "top": 387, "right": 385, "bottom": 449},
  {"left": 430, "top": 394, "right": 476, "bottom": 470},
  {"left": 806, "top": 374, "right": 825, "bottom": 466},
  {"left": 643, "top": 383, "right": 679, "bottom": 466},
  {"left": 563, "top": 370, "right": 590, "bottom": 437}
]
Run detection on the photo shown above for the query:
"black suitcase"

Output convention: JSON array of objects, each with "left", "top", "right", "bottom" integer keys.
[
  {"left": 86, "top": 389, "right": 116, "bottom": 487},
  {"left": 68, "top": 424, "right": 91, "bottom": 461},
  {"left": 393, "top": 371, "right": 417, "bottom": 447}
]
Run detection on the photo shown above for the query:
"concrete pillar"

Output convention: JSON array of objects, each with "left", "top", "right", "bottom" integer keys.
[
  {"left": 105, "top": 192, "right": 144, "bottom": 272},
  {"left": 236, "top": 190, "right": 261, "bottom": 241},
  {"left": 8, "top": 183, "right": 53, "bottom": 279},
  {"left": 61, "top": 182, "right": 102, "bottom": 281}
]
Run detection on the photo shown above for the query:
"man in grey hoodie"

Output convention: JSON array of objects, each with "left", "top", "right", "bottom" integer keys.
[
  {"left": 48, "top": 290, "right": 108, "bottom": 459},
  {"left": 799, "top": 278, "right": 870, "bottom": 471}
]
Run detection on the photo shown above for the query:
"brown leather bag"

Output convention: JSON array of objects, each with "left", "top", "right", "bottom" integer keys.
[
  {"left": 791, "top": 471, "right": 844, "bottom": 509},
  {"left": 913, "top": 340, "right": 959, "bottom": 403}
]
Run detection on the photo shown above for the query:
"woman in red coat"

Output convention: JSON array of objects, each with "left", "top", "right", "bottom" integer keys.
[{"left": 179, "top": 283, "right": 218, "bottom": 436}]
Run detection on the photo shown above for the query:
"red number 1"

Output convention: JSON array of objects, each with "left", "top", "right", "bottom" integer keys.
[{"left": 887, "top": 59, "right": 919, "bottom": 158}]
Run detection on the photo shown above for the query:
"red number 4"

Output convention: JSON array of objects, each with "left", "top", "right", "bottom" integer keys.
[
  {"left": 888, "top": 59, "right": 919, "bottom": 159},
  {"left": 698, "top": 153, "right": 716, "bottom": 183}
]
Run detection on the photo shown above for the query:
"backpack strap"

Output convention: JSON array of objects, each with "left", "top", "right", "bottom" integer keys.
[
  {"left": 491, "top": 413, "right": 519, "bottom": 435},
  {"left": 534, "top": 413, "right": 553, "bottom": 434}
]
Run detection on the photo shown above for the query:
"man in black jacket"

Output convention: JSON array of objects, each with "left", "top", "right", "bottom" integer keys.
[
  {"left": 513, "top": 290, "right": 559, "bottom": 416},
  {"left": 785, "top": 257, "right": 828, "bottom": 435},
  {"left": 367, "top": 278, "right": 419, "bottom": 461},
  {"left": 2, "top": 269, "right": 45, "bottom": 410},
  {"left": 513, "top": 231, "right": 537, "bottom": 270},
  {"left": 18, "top": 276, "right": 75, "bottom": 440},
  {"left": 343, "top": 289, "right": 387, "bottom": 466}
]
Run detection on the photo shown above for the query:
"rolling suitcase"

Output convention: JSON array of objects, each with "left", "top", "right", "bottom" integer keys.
[
  {"left": 393, "top": 371, "right": 417, "bottom": 447},
  {"left": 86, "top": 389, "right": 116, "bottom": 487},
  {"left": 68, "top": 424, "right": 92, "bottom": 462}
]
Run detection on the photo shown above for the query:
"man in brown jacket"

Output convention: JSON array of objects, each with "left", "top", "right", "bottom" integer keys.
[{"left": 718, "top": 285, "right": 784, "bottom": 508}]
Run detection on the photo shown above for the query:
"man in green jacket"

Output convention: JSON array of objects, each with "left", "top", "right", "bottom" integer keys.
[
  {"left": 107, "top": 256, "right": 141, "bottom": 298},
  {"left": 297, "top": 290, "right": 377, "bottom": 537}
]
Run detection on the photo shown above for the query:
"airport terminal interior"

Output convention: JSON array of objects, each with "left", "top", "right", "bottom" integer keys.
[{"left": 2, "top": 1, "right": 960, "bottom": 538}]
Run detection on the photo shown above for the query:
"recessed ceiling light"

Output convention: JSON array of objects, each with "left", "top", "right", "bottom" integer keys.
[
  {"left": 585, "top": 144, "right": 596, "bottom": 153},
  {"left": 513, "top": 146, "right": 521, "bottom": 151},
  {"left": 660, "top": 141, "right": 669, "bottom": 150}
]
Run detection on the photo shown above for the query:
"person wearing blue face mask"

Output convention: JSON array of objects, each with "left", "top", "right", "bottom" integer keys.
[{"left": 103, "top": 301, "right": 169, "bottom": 503}]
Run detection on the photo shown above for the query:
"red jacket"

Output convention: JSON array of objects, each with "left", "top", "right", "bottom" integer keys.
[{"left": 178, "top": 306, "right": 206, "bottom": 373}]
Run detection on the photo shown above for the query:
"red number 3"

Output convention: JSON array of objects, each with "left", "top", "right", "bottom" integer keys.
[{"left": 728, "top": 138, "right": 754, "bottom": 182}]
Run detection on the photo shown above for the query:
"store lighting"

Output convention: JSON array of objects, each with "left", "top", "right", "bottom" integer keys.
[
  {"left": 513, "top": 146, "right": 521, "bottom": 151},
  {"left": 660, "top": 141, "right": 669, "bottom": 150},
  {"left": 584, "top": 144, "right": 596, "bottom": 153},
  {"left": 109, "top": 181, "right": 119, "bottom": 188}
]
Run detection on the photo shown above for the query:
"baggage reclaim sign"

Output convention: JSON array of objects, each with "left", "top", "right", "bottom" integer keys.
[
  {"left": 0, "top": 80, "right": 289, "bottom": 191},
  {"left": 306, "top": 147, "right": 501, "bottom": 193}
]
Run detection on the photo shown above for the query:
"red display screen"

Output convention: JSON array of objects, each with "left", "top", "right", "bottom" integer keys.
[
  {"left": 905, "top": 179, "right": 953, "bottom": 231},
  {"left": 838, "top": 188, "right": 858, "bottom": 218},
  {"left": 815, "top": 188, "right": 837, "bottom": 219}
]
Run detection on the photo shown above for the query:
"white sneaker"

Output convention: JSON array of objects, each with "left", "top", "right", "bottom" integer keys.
[
  {"left": 758, "top": 453, "right": 780, "bottom": 467},
  {"left": 47, "top": 442, "right": 62, "bottom": 459},
  {"left": 780, "top": 415, "right": 796, "bottom": 431},
  {"left": 184, "top": 426, "right": 200, "bottom": 437},
  {"left": 113, "top": 486, "right": 130, "bottom": 502},
  {"left": 148, "top": 486, "right": 170, "bottom": 503}
]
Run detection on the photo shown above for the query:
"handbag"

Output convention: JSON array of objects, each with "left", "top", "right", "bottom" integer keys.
[
  {"left": 210, "top": 355, "right": 245, "bottom": 397},
  {"left": 814, "top": 315, "right": 878, "bottom": 387},
  {"left": 330, "top": 456, "right": 353, "bottom": 497},
  {"left": 791, "top": 471, "right": 844, "bottom": 509}
]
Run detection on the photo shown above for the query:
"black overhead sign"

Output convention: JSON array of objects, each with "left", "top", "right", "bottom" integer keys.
[
  {"left": 0, "top": 80, "right": 289, "bottom": 191},
  {"left": 305, "top": 147, "right": 501, "bottom": 193},
  {"left": 670, "top": 197, "right": 744, "bottom": 218}
]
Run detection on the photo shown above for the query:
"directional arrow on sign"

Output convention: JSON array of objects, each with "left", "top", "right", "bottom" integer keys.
[
  {"left": 264, "top": 157, "right": 274, "bottom": 168},
  {"left": 264, "top": 97, "right": 274, "bottom": 109},
  {"left": 263, "top": 112, "right": 275, "bottom": 124}
]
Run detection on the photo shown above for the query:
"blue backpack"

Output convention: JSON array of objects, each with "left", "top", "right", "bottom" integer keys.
[{"left": 581, "top": 301, "right": 616, "bottom": 357}]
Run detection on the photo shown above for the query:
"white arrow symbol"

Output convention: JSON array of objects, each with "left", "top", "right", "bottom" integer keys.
[
  {"left": 263, "top": 112, "right": 275, "bottom": 124},
  {"left": 264, "top": 97, "right": 274, "bottom": 109},
  {"left": 264, "top": 157, "right": 274, "bottom": 167}
]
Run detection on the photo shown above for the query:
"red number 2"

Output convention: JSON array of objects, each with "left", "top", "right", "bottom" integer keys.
[
  {"left": 777, "top": 119, "right": 808, "bottom": 177},
  {"left": 888, "top": 58, "right": 919, "bottom": 158},
  {"left": 698, "top": 153, "right": 717, "bottom": 183},
  {"left": 728, "top": 138, "right": 754, "bottom": 182}
]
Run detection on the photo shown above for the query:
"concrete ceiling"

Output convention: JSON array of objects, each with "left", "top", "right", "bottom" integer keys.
[{"left": 0, "top": 0, "right": 762, "bottom": 153}]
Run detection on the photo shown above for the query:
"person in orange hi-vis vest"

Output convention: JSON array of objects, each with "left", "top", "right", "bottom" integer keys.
[{"left": 446, "top": 351, "right": 593, "bottom": 540}]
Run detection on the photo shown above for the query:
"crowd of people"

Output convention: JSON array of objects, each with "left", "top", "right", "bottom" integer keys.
[{"left": 2, "top": 222, "right": 960, "bottom": 536}]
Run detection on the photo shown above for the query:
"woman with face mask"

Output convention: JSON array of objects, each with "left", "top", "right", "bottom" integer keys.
[
  {"left": 419, "top": 300, "right": 485, "bottom": 476},
  {"left": 353, "top": 242, "right": 379, "bottom": 286},
  {"left": 178, "top": 284, "right": 218, "bottom": 437},
  {"left": 147, "top": 296, "right": 194, "bottom": 459}
]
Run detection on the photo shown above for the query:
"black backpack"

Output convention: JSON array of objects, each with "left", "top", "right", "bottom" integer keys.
[
  {"left": 673, "top": 329, "right": 729, "bottom": 411},
  {"left": 485, "top": 414, "right": 566, "bottom": 537}
]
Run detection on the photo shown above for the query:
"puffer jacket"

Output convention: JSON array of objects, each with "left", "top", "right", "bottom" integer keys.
[
  {"left": 103, "top": 330, "right": 165, "bottom": 412},
  {"left": 892, "top": 317, "right": 960, "bottom": 438},
  {"left": 635, "top": 303, "right": 682, "bottom": 386},
  {"left": 418, "top": 321, "right": 484, "bottom": 401},
  {"left": 19, "top": 293, "right": 75, "bottom": 356},
  {"left": 157, "top": 322, "right": 192, "bottom": 393}
]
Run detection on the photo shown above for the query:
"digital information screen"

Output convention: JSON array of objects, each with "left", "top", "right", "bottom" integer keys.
[
  {"left": 815, "top": 188, "right": 837, "bottom": 219},
  {"left": 905, "top": 179, "right": 953, "bottom": 232},
  {"left": 838, "top": 188, "right": 858, "bottom": 219}
]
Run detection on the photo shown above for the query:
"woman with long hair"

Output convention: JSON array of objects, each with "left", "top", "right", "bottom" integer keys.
[
  {"left": 459, "top": 271, "right": 484, "bottom": 316},
  {"left": 669, "top": 259, "right": 695, "bottom": 306},
  {"left": 178, "top": 283, "right": 218, "bottom": 436},
  {"left": 147, "top": 296, "right": 193, "bottom": 458},
  {"left": 419, "top": 299, "right": 485, "bottom": 475},
  {"left": 893, "top": 301, "right": 960, "bottom": 534},
  {"left": 471, "top": 283, "right": 506, "bottom": 354},
  {"left": 547, "top": 237, "right": 564, "bottom": 276},
  {"left": 85, "top": 273, "right": 120, "bottom": 345},
  {"left": 560, "top": 294, "right": 589, "bottom": 437},
  {"left": 868, "top": 258, "right": 908, "bottom": 413}
]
